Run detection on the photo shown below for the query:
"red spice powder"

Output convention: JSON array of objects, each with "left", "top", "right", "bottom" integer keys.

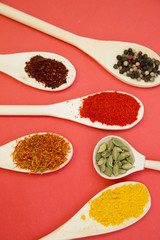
[{"left": 79, "top": 92, "right": 141, "bottom": 126}]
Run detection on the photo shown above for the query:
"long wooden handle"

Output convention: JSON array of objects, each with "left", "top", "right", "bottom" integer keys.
[
  {"left": 0, "top": 3, "right": 112, "bottom": 69},
  {"left": 0, "top": 101, "right": 79, "bottom": 120},
  {"left": 144, "top": 160, "right": 160, "bottom": 171},
  {"left": 0, "top": 3, "right": 84, "bottom": 47},
  {"left": 0, "top": 105, "right": 49, "bottom": 116}
]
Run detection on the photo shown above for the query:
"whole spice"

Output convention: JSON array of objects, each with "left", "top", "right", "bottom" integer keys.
[
  {"left": 79, "top": 92, "right": 141, "bottom": 126},
  {"left": 96, "top": 138, "right": 134, "bottom": 177},
  {"left": 113, "top": 48, "right": 160, "bottom": 82},
  {"left": 89, "top": 183, "right": 150, "bottom": 227},
  {"left": 25, "top": 55, "right": 69, "bottom": 89},
  {"left": 12, "top": 133, "right": 71, "bottom": 173}
]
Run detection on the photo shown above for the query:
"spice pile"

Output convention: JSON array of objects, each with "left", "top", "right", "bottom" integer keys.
[
  {"left": 25, "top": 55, "right": 69, "bottom": 89},
  {"left": 12, "top": 133, "right": 71, "bottom": 173},
  {"left": 96, "top": 138, "right": 134, "bottom": 177},
  {"left": 79, "top": 91, "right": 140, "bottom": 126},
  {"left": 113, "top": 48, "right": 160, "bottom": 82},
  {"left": 89, "top": 183, "right": 149, "bottom": 227}
]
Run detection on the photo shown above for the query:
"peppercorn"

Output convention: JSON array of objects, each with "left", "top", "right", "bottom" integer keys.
[
  {"left": 117, "top": 55, "right": 122, "bottom": 60},
  {"left": 123, "top": 61, "right": 128, "bottom": 66},
  {"left": 113, "top": 64, "right": 118, "bottom": 69},
  {"left": 124, "top": 50, "right": 128, "bottom": 55},
  {"left": 113, "top": 48, "right": 160, "bottom": 83}
]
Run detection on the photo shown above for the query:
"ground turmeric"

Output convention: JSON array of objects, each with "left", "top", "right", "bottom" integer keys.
[{"left": 89, "top": 183, "right": 149, "bottom": 227}]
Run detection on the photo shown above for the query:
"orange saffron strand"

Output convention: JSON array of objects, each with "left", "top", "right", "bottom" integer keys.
[{"left": 12, "top": 133, "right": 71, "bottom": 173}]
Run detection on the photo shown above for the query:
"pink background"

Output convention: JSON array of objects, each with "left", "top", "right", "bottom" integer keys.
[{"left": 0, "top": 0, "right": 160, "bottom": 240}]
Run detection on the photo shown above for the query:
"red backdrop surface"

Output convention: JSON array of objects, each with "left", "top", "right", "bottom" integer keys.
[{"left": 0, "top": 0, "right": 160, "bottom": 240}]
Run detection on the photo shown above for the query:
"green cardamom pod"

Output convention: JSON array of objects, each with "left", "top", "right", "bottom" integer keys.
[
  {"left": 121, "top": 160, "right": 128, "bottom": 164},
  {"left": 96, "top": 152, "right": 102, "bottom": 161},
  {"left": 107, "top": 155, "right": 113, "bottom": 167},
  {"left": 99, "top": 163, "right": 106, "bottom": 172},
  {"left": 113, "top": 162, "right": 119, "bottom": 176},
  {"left": 108, "top": 139, "right": 114, "bottom": 151},
  {"left": 119, "top": 168, "right": 127, "bottom": 174},
  {"left": 126, "top": 156, "right": 133, "bottom": 164},
  {"left": 121, "top": 146, "right": 129, "bottom": 151},
  {"left": 118, "top": 152, "right": 130, "bottom": 161},
  {"left": 112, "top": 138, "right": 124, "bottom": 147},
  {"left": 97, "top": 158, "right": 105, "bottom": 165},
  {"left": 102, "top": 150, "right": 110, "bottom": 158},
  {"left": 104, "top": 167, "right": 112, "bottom": 177},
  {"left": 112, "top": 147, "right": 120, "bottom": 161},
  {"left": 121, "top": 163, "right": 133, "bottom": 170},
  {"left": 98, "top": 143, "right": 107, "bottom": 153}
]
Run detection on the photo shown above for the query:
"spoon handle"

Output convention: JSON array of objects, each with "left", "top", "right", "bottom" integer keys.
[
  {"left": 0, "top": 3, "right": 111, "bottom": 64},
  {"left": 0, "top": 105, "right": 50, "bottom": 116},
  {"left": 144, "top": 160, "right": 160, "bottom": 171},
  {"left": 0, "top": 3, "right": 89, "bottom": 49},
  {"left": 0, "top": 104, "right": 70, "bottom": 118},
  {"left": 0, "top": 101, "right": 79, "bottom": 120}
]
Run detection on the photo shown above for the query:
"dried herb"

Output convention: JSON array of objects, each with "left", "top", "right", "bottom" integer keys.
[
  {"left": 12, "top": 133, "right": 71, "bottom": 173},
  {"left": 25, "top": 55, "right": 69, "bottom": 89}
]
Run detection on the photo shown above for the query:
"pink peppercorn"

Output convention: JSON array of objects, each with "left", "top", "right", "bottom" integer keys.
[
  {"left": 137, "top": 65, "right": 141, "bottom": 69},
  {"left": 128, "top": 55, "right": 133, "bottom": 60}
]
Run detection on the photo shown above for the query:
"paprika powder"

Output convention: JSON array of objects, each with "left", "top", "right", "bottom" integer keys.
[{"left": 79, "top": 91, "right": 140, "bottom": 126}]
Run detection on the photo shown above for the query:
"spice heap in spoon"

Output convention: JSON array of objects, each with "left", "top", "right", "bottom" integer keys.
[
  {"left": 88, "top": 183, "right": 149, "bottom": 227},
  {"left": 113, "top": 48, "right": 160, "bottom": 82},
  {"left": 25, "top": 55, "right": 69, "bottom": 89},
  {"left": 95, "top": 138, "right": 134, "bottom": 177},
  {"left": 12, "top": 133, "right": 71, "bottom": 173},
  {"left": 79, "top": 91, "right": 141, "bottom": 127}
]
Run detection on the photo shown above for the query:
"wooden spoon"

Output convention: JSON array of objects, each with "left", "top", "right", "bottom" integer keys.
[
  {"left": 93, "top": 135, "right": 160, "bottom": 179},
  {"left": 0, "top": 132, "right": 73, "bottom": 173},
  {"left": 0, "top": 91, "right": 144, "bottom": 130},
  {"left": 0, "top": 3, "right": 160, "bottom": 88},
  {"left": 39, "top": 181, "right": 151, "bottom": 240},
  {"left": 0, "top": 52, "right": 76, "bottom": 91}
]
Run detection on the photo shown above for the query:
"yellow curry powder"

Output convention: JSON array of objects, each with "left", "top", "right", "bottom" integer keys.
[
  {"left": 81, "top": 215, "right": 86, "bottom": 220},
  {"left": 89, "top": 183, "right": 149, "bottom": 227}
]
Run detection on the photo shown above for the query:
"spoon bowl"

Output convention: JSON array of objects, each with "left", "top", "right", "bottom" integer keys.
[
  {"left": 39, "top": 181, "right": 151, "bottom": 240},
  {"left": 0, "top": 3, "right": 160, "bottom": 88},
  {"left": 0, "top": 91, "right": 144, "bottom": 130},
  {"left": 93, "top": 135, "right": 160, "bottom": 179},
  {"left": 0, "top": 52, "right": 76, "bottom": 91},
  {"left": 0, "top": 132, "right": 73, "bottom": 173}
]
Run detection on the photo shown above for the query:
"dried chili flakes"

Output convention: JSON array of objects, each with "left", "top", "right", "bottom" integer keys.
[
  {"left": 24, "top": 55, "right": 69, "bottom": 89},
  {"left": 79, "top": 92, "right": 141, "bottom": 126},
  {"left": 12, "top": 133, "right": 71, "bottom": 173}
]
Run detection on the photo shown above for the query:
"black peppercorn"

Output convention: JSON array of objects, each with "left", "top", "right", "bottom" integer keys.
[
  {"left": 113, "top": 64, "right": 118, "bottom": 69},
  {"left": 113, "top": 48, "right": 160, "bottom": 83},
  {"left": 124, "top": 50, "right": 128, "bottom": 55},
  {"left": 117, "top": 55, "right": 122, "bottom": 60}
]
